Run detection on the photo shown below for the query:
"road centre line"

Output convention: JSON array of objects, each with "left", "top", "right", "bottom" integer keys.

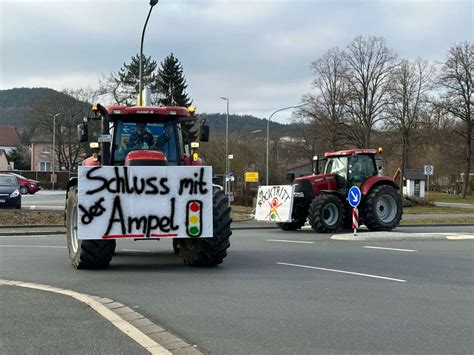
[
  {"left": 121, "top": 249, "right": 155, "bottom": 253},
  {"left": 0, "top": 245, "right": 66, "bottom": 249},
  {"left": 267, "top": 239, "right": 314, "bottom": 244},
  {"left": 363, "top": 246, "right": 417, "bottom": 252},
  {"left": 277, "top": 262, "right": 407, "bottom": 283}
]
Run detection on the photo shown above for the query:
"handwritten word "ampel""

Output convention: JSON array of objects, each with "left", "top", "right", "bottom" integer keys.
[{"left": 104, "top": 196, "right": 179, "bottom": 238}]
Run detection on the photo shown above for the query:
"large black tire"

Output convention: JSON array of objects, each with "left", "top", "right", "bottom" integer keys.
[
  {"left": 277, "top": 218, "right": 306, "bottom": 231},
  {"left": 308, "top": 195, "right": 344, "bottom": 233},
  {"left": 179, "top": 190, "right": 232, "bottom": 266},
  {"left": 66, "top": 186, "right": 116, "bottom": 269},
  {"left": 343, "top": 206, "right": 353, "bottom": 229},
  {"left": 362, "top": 185, "right": 403, "bottom": 231}
]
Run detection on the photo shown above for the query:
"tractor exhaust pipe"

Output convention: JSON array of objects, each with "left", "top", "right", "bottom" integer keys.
[{"left": 93, "top": 104, "right": 111, "bottom": 165}]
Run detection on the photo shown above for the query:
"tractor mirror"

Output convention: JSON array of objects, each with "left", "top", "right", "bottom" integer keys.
[
  {"left": 200, "top": 124, "right": 210, "bottom": 142},
  {"left": 77, "top": 123, "right": 89, "bottom": 142}
]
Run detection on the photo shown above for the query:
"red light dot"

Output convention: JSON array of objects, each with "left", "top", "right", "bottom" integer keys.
[
  {"left": 190, "top": 202, "right": 200, "bottom": 212},
  {"left": 272, "top": 199, "right": 278, "bottom": 207}
]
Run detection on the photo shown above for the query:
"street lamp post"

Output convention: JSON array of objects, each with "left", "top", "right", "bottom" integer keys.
[
  {"left": 48, "top": 113, "right": 60, "bottom": 190},
  {"left": 266, "top": 104, "right": 305, "bottom": 185},
  {"left": 220, "top": 97, "right": 230, "bottom": 194},
  {"left": 138, "top": 0, "right": 159, "bottom": 106}
]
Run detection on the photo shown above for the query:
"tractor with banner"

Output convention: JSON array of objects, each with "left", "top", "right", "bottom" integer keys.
[
  {"left": 255, "top": 148, "right": 402, "bottom": 233},
  {"left": 65, "top": 103, "right": 232, "bottom": 269}
]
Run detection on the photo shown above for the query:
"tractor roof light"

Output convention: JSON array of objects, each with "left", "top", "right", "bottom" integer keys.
[
  {"left": 378, "top": 147, "right": 383, "bottom": 154},
  {"left": 187, "top": 105, "right": 196, "bottom": 116}
]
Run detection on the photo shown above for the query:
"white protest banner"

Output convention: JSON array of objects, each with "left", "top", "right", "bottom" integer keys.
[
  {"left": 255, "top": 185, "right": 294, "bottom": 222},
  {"left": 77, "top": 166, "right": 213, "bottom": 240}
]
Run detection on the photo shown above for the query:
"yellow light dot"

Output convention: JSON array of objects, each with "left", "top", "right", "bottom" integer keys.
[{"left": 189, "top": 215, "right": 199, "bottom": 224}]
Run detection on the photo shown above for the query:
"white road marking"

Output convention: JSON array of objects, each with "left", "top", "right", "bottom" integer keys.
[
  {"left": 0, "top": 235, "right": 61, "bottom": 239},
  {"left": 121, "top": 249, "right": 155, "bottom": 253},
  {"left": 277, "top": 262, "right": 407, "bottom": 283},
  {"left": 0, "top": 245, "right": 66, "bottom": 249},
  {"left": 267, "top": 239, "right": 314, "bottom": 244},
  {"left": 363, "top": 246, "right": 417, "bottom": 252},
  {"left": 23, "top": 205, "right": 63, "bottom": 210},
  {"left": 446, "top": 234, "right": 474, "bottom": 240},
  {"left": 0, "top": 279, "right": 171, "bottom": 355}
]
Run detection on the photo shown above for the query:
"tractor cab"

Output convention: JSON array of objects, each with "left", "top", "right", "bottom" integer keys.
[
  {"left": 78, "top": 104, "right": 208, "bottom": 167},
  {"left": 323, "top": 149, "right": 379, "bottom": 189}
]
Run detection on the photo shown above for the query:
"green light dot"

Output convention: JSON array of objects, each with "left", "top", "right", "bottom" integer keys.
[
  {"left": 270, "top": 213, "right": 276, "bottom": 220},
  {"left": 190, "top": 226, "right": 199, "bottom": 235}
]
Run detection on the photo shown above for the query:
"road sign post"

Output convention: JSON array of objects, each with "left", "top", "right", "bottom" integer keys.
[
  {"left": 423, "top": 165, "right": 433, "bottom": 200},
  {"left": 348, "top": 186, "right": 361, "bottom": 237},
  {"left": 352, "top": 207, "right": 359, "bottom": 236}
]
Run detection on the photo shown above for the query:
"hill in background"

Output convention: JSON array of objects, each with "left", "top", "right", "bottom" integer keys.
[{"left": 0, "top": 87, "right": 302, "bottom": 139}]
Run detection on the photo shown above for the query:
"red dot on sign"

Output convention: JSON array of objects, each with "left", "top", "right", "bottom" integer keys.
[
  {"left": 272, "top": 199, "right": 278, "bottom": 207},
  {"left": 190, "top": 202, "right": 200, "bottom": 212}
]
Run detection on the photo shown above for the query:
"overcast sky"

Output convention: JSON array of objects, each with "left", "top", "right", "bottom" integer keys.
[{"left": 1, "top": 0, "right": 472, "bottom": 121}]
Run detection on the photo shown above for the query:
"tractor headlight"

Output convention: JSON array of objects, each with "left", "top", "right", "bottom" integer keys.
[{"left": 10, "top": 189, "right": 20, "bottom": 198}]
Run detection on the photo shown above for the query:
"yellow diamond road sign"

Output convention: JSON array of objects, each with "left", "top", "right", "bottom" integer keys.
[{"left": 245, "top": 172, "right": 259, "bottom": 183}]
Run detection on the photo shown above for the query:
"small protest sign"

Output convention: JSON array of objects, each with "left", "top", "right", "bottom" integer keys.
[
  {"left": 255, "top": 185, "right": 294, "bottom": 222},
  {"left": 77, "top": 166, "right": 213, "bottom": 240}
]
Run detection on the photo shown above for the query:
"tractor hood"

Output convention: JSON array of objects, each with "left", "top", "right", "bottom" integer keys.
[
  {"left": 125, "top": 150, "right": 167, "bottom": 166},
  {"left": 294, "top": 173, "right": 338, "bottom": 198}
]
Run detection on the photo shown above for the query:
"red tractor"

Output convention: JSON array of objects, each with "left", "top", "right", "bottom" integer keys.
[
  {"left": 277, "top": 149, "right": 402, "bottom": 232},
  {"left": 65, "top": 104, "right": 232, "bottom": 269}
]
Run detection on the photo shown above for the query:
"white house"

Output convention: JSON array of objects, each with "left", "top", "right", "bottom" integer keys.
[{"left": 403, "top": 169, "right": 427, "bottom": 198}]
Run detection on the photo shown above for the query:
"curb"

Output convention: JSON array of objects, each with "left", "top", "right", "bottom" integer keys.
[{"left": 0, "top": 279, "right": 202, "bottom": 355}]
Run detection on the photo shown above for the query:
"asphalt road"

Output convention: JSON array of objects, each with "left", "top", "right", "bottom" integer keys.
[{"left": 1, "top": 227, "right": 473, "bottom": 354}]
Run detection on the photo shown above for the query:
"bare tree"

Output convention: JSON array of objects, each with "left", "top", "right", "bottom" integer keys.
[
  {"left": 436, "top": 42, "right": 473, "bottom": 198},
  {"left": 299, "top": 47, "right": 348, "bottom": 151},
  {"left": 343, "top": 36, "right": 398, "bottom": 147},
  {"left": 386, "top": 58, "right": 434, "bottom": 194},
  {"left": 29, "top": 90, "right": 91, "bottom": 171}
]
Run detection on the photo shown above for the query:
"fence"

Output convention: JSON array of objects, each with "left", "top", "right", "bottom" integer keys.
[{"left": 1, "top": 170, "right": 77, "bottom": 190}]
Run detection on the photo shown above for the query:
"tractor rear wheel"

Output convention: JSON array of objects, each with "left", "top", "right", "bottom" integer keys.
[
  {"left": 363, "top": 185, "right": 402, "bottom": 231},
  {"left": 66, "top": 186, "right": 116, "bottom": 269},
  {"left": 277, "top": 218, "right": 306, "bottom": 231},
  {"left": 308, "top": 195, "right": 344, "bottom": 233},
  {"left": 179, "top": 189, "right": 232, "bottom": 266}
]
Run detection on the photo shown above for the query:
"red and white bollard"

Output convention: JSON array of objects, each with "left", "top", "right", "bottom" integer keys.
[{"left": 352, "top": 207, "right": 359, "bottom": 236}]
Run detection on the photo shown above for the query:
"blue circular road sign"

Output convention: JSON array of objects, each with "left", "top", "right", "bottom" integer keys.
[{"left": 348, "top": 186, "right": 361, "bottom": 208}]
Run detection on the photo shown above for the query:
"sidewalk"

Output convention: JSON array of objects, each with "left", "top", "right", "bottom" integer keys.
[{"left": 434, "top": 202, "right": 474, "bottom": 209}]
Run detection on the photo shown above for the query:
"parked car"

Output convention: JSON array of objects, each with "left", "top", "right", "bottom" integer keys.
[
  {"left": 7, "top": 173, "right": 41, "bottom": 194},
  {"left": 0, "top": 173, "right": 21, "bottom": 209}
]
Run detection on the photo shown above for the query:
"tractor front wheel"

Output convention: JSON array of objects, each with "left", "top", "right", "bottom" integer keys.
[
  {"left": 179, "top": 189, "right": 232, "bottom": 266},
  {"left": 308, "top": 195, "right": 344, "bottom": 233},
  {"left": 66, "top": 186, "right": 116, "bottom": 269},
  {"left": 363, "top": 185, "right": 402, "bottom": 231}
]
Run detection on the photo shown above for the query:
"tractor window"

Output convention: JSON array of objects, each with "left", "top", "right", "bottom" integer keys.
[
  {"left": 348, "top": 155, "right": 377, "bottom": 183},
  {"left": 113, "top": 121, "right": 178, "bottom": 164},
  {"left": 325, "top": 157, "right": 348, "bottom": 178}
]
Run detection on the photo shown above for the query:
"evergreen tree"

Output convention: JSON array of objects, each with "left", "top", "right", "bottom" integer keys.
[
  {"left": 97, "top": 54, "right": 159, "bottom": 105},
  {"left": 7, "top": 146, "right": 31, "bottom": 170},
  {"left": 156, "top": 53, "right": 191, "bottom": 106}
]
